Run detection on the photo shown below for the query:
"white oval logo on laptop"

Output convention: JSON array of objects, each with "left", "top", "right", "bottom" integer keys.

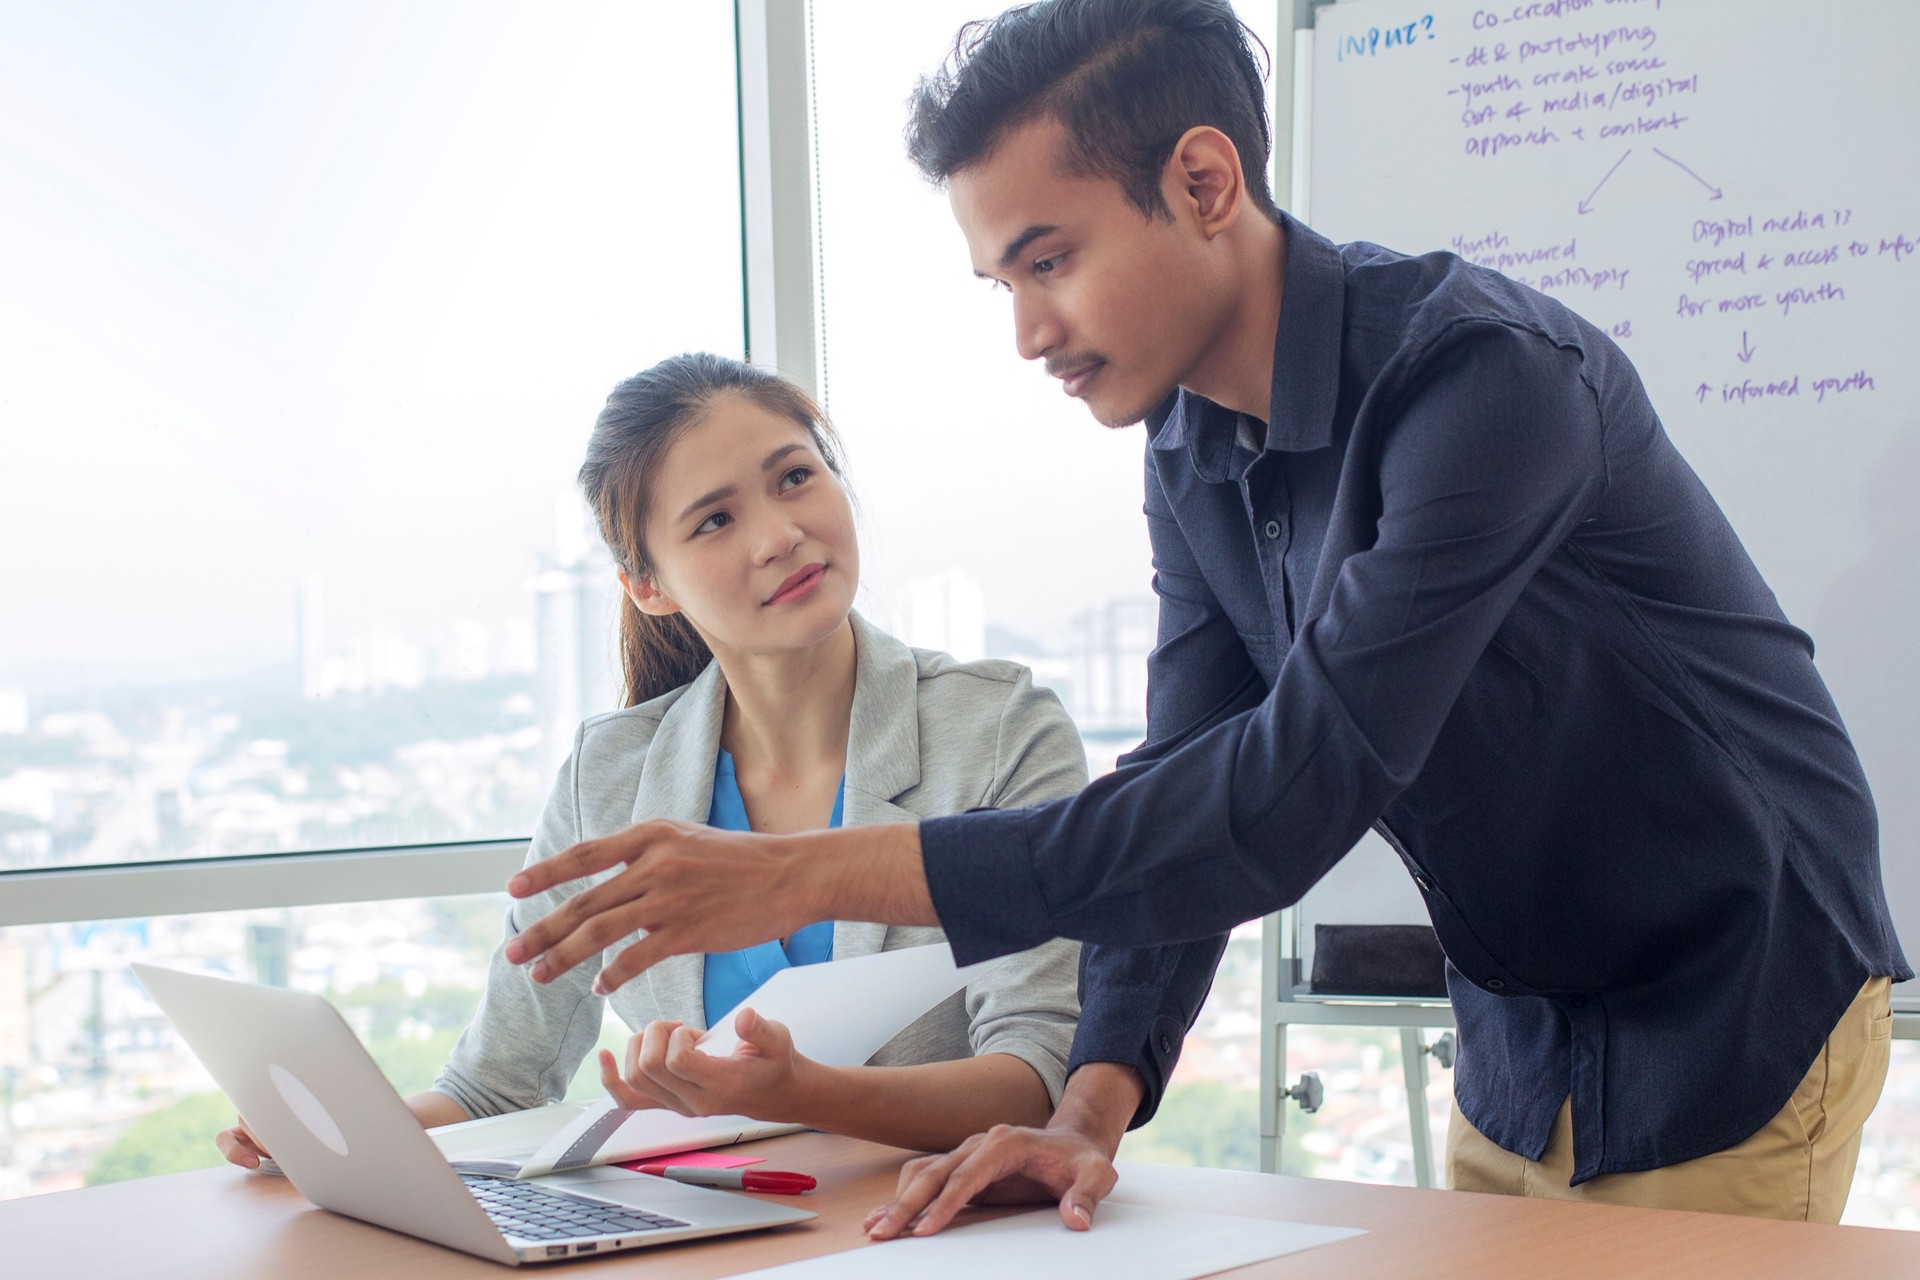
[{"left": 268, "top": 1063, "right": 349, "bottom": 1156}]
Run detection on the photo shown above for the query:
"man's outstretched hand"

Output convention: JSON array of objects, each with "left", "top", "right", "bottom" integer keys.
[{"left": 502, "top": 818, "right": 937, "bottom": 994}]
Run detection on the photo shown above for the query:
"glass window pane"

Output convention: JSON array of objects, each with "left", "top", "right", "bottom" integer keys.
[
  {"left": 0, "top": 892, "right": 633, "bottom": 1200},
  {"left": 0, "top": 2, "right": 743, "bottom": 868}
]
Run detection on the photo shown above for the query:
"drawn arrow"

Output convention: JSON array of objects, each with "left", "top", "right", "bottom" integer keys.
[
  {"left": 1653, "top": 148, "right": 1723, "bottom": 201},
  {"left": 1737, "top": 332, "right": 1756, "bottom": 363},
  {"left": 1578, "top": 149, "right": 1633, "bottom": 215}
]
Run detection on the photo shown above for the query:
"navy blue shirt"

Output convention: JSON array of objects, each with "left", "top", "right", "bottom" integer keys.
[{"left": 920, "top": 213, "right": 1908, "bottom": 1183}]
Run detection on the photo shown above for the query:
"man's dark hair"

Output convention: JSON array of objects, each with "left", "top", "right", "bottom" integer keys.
[{"left": 905, "top": 0, "right": 1276, "bottom": 221}]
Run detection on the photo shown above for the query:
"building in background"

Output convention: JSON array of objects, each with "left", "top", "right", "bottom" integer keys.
[
  {"left": 1068, "top": 597, "right": 1155, "bottom": 737},
  {"left": 530, "top": 496, "right": 620, "bottom": 780}
]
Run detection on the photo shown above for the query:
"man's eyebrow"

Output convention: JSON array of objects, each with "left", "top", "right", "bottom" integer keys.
[
  {"left": 675, "top": 445, "right": 806, "bottom": 523},
  {"left": 973, "top": 223, "right": 1060, "bottom": 277}
]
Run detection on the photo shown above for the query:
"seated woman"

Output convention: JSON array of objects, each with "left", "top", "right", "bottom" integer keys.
[{"left": 217, "top": 353, "right": 1084, "bottom": 1165}]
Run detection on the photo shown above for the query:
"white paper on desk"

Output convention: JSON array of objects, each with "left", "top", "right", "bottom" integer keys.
[
  {"left": 428, "top": 1099, "right": 799, "bottom": 1180},
  {"left": 696, "top": 944, "right": 995, "bottom": 1066},
  {"left": 726, "top": 1202, "right": 1365, "bottom": 1279}
]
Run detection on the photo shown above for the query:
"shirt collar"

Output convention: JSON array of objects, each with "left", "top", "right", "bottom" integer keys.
[{"left": 1148, "top": 210, "right": 1345, "bottom": 481}]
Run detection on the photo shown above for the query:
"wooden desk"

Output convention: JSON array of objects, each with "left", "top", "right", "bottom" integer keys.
[{"left": 9, "top": 1132, "right": 1919, "bottom": 1278}]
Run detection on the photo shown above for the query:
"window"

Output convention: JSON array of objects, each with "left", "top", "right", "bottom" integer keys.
[{"left": 0, "top": 1, "right": 743, "bottom": 870}]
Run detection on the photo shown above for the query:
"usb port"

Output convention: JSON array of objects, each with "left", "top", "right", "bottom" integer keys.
[
  {"left": 545, "top": 1247, "right": 567, "bottom": 1257},
  {"left": 577, "top": 1243, "right": 598, "bottom": 1254}
]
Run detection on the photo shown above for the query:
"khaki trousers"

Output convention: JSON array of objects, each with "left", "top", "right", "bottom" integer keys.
[{"left": 1445, "top": 977, "right": 1893, "bottom": 1222}]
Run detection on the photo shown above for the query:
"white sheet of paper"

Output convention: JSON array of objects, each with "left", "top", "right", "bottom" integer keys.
[
  {"left": 724, "top": 1202, "right": 1365, "bottom": 1279},
  {"left": 427, "top": 1098, "right": 798, "bottom": 1178},
  {"left": 696, "top": 944, "right": 994, "bottom": 1066}
]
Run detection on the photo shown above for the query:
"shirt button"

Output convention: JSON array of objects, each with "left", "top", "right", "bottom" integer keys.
[
  {"left": 1486, "top": 979, "right": 1506, "bottom": 990},
  {"left": 1264, "top": 519, "right": 1282, "bottom": 539},
  {"left": 1157, "top": 1031, "right": 1174, "bottom": 1055}
]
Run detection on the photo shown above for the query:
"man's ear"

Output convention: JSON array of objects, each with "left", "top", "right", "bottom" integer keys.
[
  {"left": 619, "top": 568, "right": 681, "bottom": 618},
  {"left": 1165, "top": 125, "right": 1245, "bottom": 239}
]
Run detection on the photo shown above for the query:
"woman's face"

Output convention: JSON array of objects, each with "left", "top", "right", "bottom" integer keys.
[{"left": 628, "top": 393, "right": 859, "bottom": 659}]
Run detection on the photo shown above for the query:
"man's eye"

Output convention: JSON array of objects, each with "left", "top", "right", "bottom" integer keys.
[
  {"left": 694, "top": 511, "right": 731, "bottom": 535},
  {"left": 780, "top": 465, "right": 814, "bottom": 491},
  {"left": 1034, "top": 254, "right": 1064, "bottom": 274}
]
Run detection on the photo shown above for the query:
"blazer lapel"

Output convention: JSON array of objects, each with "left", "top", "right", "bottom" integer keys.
[
  {"left": 633, "top": 660, "right": 729, "bottom": 1030},
  {"left": 833, "top": 613, "right": 926, "bottom": 960}
]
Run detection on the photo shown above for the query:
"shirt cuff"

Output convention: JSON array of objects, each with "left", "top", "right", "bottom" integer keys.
[
  {"left": 919, "top": 809, "right": 1055, "bottom": 965},
  {"left": 1066, "top": 1001, "right": 1188, "bottom": 1130}
]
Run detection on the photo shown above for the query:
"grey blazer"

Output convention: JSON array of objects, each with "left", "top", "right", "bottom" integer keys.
[{"left": 435, "top": 612, "right": 1087, "bottom": 1120}]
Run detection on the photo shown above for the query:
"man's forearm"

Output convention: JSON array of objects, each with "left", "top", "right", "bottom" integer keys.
[
  {"left": 783, "top": 822, "right": 939, "bottom": 928},
  {"left": 1046, "top": 1062, "right": 1146, "bottom": 1157}
]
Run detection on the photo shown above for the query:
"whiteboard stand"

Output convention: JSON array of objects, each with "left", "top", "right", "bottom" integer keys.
[
  {"left": 1260, "top": 904, "right": 1920, "bottom": 1190},
  {"left": 1259, "top": 907, "right": 1455, "bottom": 1187}
]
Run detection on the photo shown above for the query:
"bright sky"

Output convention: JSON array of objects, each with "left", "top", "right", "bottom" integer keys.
[{"left": 0, "top": 0, "right": 1280, "bottom": 692}]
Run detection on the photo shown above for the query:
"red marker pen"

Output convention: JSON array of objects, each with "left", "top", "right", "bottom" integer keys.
[{"left": 637, "top": 1164, "right": 816, "bottom": 1194}]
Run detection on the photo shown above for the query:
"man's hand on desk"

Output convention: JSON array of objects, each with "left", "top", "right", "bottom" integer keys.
[
  {"left": 504, "top": 820, "right": 938, "bottom": 994},
  {"left": 863, "top": 1062, "right": 1144, "bottom": 1239}
]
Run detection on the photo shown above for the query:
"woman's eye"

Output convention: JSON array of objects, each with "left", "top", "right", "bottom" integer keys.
[
  {"left": 694, "top": 511, "right": 731, "bottom": 535},
  {"left": 779, "top": 465, "right": 814, "bottom": 492}
]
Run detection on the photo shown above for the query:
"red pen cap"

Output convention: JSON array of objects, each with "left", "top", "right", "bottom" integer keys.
[{"left": 737, "top": 1170, "right": 817, "bottom": 1193}]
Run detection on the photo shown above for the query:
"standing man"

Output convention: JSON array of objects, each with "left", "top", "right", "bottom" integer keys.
[{"left": 505, "top": 0, "right": 1906, "bottom": 1231}]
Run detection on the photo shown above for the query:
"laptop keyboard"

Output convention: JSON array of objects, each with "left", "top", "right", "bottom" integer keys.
[{"left": 462, "top": 1174, "right": 691, "bottom": 1241}]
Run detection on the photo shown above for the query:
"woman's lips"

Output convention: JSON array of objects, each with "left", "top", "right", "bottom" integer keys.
[{"left": 766, "top": 564, "right": 827, "bottom": 605}]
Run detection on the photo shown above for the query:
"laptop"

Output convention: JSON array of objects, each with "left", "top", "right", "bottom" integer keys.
[{"left": 131, "top": 963, "right": 814, "bottom": 1266}]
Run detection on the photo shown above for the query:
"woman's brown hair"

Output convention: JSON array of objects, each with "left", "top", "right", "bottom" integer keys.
[{"left": 578, "top": 353, "right": 847, "bottom": 708}]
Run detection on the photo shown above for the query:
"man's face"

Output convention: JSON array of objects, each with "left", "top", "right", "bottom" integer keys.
[{"left": 949, "top": 117, "right": 1222, "bottom": 428}]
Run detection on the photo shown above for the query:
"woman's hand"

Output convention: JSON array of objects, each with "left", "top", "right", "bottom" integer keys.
[
  {"left": 215, "top": 1091, "right": 469, "bottom": 1170},
  {"left": 597, "top": 1009, "right": 812, "bottom": 1120},
  {"left": 214, "top": 1117, "right": 271, "bottom": 1170}
]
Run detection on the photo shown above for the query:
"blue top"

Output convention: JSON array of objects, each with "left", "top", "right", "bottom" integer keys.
[
  {"left": 701, "top": 749, "right": 842, "bottom": 1028},
  {"left": 920, "top": 211, "right": 1908, "bottom": 1184}
]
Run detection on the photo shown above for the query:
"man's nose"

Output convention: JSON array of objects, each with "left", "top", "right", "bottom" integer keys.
[{"left": 1013, "top": 289, "right": 1063, "bottom": 363}]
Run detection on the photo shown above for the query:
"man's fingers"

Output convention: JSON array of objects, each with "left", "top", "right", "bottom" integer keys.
[
  {"left": 592, "top": 930, "right": 685, "bottom": 994},
  {"left": 506, "top": 833, "right": 635, "bottom": 906},
  {"left": 905, "top": 1143, "right": 1026, "bottom": 1237},
  {"left": 868, "top": 1149, "right": 971, "bottom": 1240},
  {"left": 521, "top": 898, "right": 654, "bottom": 986},
  {"left": 1057, "top": 1157, "right": 1118, "bottom": 1231},
  {"left": 506, "top": 859, "right": 653, "bottom": 970}
]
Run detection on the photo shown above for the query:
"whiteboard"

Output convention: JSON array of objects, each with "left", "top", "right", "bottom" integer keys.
[{"left": 1293, "top": 0, "right": 1919, "bottom": 992}]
